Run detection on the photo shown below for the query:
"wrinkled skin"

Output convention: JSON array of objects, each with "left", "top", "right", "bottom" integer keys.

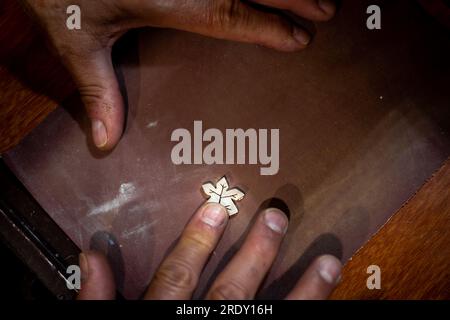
[
  {"left": 21, "top": 0, "right": 336, "bottom": 150},
  {"left": 77, "top": 204, "right": 342, "bottom": 300}
]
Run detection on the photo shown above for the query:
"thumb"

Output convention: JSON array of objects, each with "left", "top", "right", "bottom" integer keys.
[
  {"left": 77, "top": 251, "right": 116, "bottom": 300},
  {"left": 64, "top": 48, "right": 125, "bottom": 150}
]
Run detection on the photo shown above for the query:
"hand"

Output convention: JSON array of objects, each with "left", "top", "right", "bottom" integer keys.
[
  {"left": 77, "top": 203, "right": 342, "bottom": 299},
  {"left": 21, "top": 0, "right": 336, "bottom": 150}
]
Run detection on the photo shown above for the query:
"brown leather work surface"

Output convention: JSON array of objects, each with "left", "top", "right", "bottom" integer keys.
[{"left": 4, "top": 1, "right": 450, "bottom": 298}]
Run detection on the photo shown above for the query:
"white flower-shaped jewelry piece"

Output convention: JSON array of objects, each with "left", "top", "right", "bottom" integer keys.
[{"left": 201, "top": 176, "right": 245, "bottom": 216}]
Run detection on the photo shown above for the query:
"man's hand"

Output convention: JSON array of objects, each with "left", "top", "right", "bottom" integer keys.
[
  {"left": 77, "top": 203, "right": 342, "bottom": 300},
  {"left": 21, "top": 0, "right": 336, "bottom": 150}
]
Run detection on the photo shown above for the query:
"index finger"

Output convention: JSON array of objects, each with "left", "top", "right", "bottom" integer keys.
[
  {"left": 144, "top": 203, "right": 229, "bottom": 299},
  {"left": 250, "top": 0, "right": 337, "bottom": 21}
]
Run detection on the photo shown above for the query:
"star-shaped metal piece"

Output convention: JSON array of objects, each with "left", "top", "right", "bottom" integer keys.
[{"left": 201, "top": 176, "right": 245, "bottom": 216}]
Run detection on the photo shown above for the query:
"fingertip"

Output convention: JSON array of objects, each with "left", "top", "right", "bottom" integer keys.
[
  {"left": 292, "top": 26, "right": 311, "bottom": 47},
  {"left": 77, "top": 250, "right": 116, "bottom": 300},
  {"left": 286, "top": 254, "right": 342, "bottom": 300},
  {"left": 91, "top": 123, "right": 123, "bottom": 151},
  {"left": 263, "top": 208, "right": 289, "bottom": 234},
  {"left": 91, "top": 119, "right": 108, "bottom": 148},
  {"left": 200, "top": 203, "right": 229, "bottom": 228},
  {"left": 88, "top": 104, "right": 124, "bottom": 151},
  {"left": 317, "top": 0, "right": 337, "bottom": 20},
  {"left": 315, "top": 254, "right": 342, "bottom": 285}
]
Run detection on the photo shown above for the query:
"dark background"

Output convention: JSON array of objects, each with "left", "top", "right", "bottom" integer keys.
[{"left": 0, "top": 239, "right": 54, "bottom": 300}]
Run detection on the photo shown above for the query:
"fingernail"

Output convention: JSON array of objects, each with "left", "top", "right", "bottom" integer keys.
[
  {"left": 264, "top": 209, "right": 288, "bottom": 234},
  {"left": 292, "top": 27, "right": 310, "bottom": 46},
  {"left": 201, "top": 203, "right": 228, "bottom": 228},
  {"left": 91, "top": 119, "right": 108, "bottom": 148},
  {"left": 317, "top": 255, "right": 342, "bottom": 284},
  {"left": 318, "top": 0, "right": 336, "bottom": 15},
  {"left": 79, "top": 252, "right": 89, "bottom": 281}
]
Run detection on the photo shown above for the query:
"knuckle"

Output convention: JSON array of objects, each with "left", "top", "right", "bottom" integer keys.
[
  {"left": 252, "top": 240, "right": 273, "bottom": 258},
  {"left": 78, "top": 84, "right": 112, "bottom": 111},
  {"left": 208, "top": 280, "right": 251, "bottom": 300},
  {"left": 153, "top": 259, "right": 197, "bottom": 292},
  {"left": 78, "top": 84, "right": 107, "bottom": 101},
  {"left": 182, "top": 232, "right": 214, "bottom": 253},
  {"left": 208, "top": 0, "right": 249, "bottom": 29}
]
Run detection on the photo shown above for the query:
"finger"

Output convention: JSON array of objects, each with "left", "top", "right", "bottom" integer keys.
[
  {"left": 251, "top": 0, "right": 336, "bottom": 22},
  {"left": 206, "top": 208, "right": 288, "bottom": 299},
  {"left": 165, "top": 0, "right": 312, "bottom": 52},
  {"left": 285, "top": 254, "right": 342, "bottom": 300},
  {"left": 145, "top": 203, "right": 229, "bottom": 299},
  {"left": 62, "top": 48, "right": 125, "bottom": 151},
  {"left": 77, "top": 251, "right": 116, "bottom": 300}
]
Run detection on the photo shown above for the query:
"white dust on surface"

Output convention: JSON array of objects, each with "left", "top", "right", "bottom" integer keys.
[
  {"left": 146, "top": 120, "right": 159, "bottom": 128},
  {"left": 87, "top": 182, "right": 138, "bottom": 216}
]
